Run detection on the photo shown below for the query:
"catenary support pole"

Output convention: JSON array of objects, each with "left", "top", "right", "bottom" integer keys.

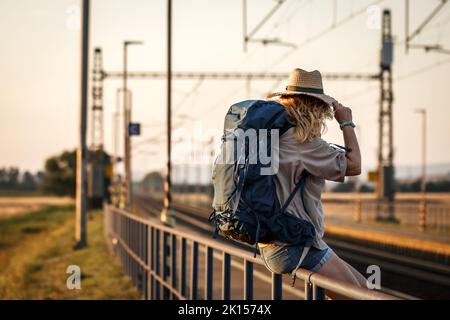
[
  {"left": 161, "top": 0, "right": 176, "bottom": 227},
  {"left": 75, "top": 0, "right": 90, "bottom": 248}
]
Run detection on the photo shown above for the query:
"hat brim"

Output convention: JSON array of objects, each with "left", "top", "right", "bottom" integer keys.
[{"left": 267, "top": 90, "right": 336, "bottom": 107}]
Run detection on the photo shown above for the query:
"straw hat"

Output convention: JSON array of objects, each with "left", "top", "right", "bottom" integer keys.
[{"left": 267, "top": 68, "right": 336, "bottom": 106}]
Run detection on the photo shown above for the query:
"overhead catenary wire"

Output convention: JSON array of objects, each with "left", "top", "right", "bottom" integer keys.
[
  {"left": 342, "top": 56, "right": 450, "bottom": 103},
  {"left": 174, "top": 84, "right": 246, "bottom": 132},
  {"left": 406, "top": 0, "right": 449, "bottom": 45},
  {"left": 173, "top": 78, "right": 204, "bottom": 114},
  {"left": 262, "top": 0, "right": 313, "bottom": 46},
  {"left": 264, "top": 0, "right": 385, "bottom": 71},
  {"left": 269, "top": 0, "right": 305, "bottom": 31},
  {"left": 245, "top": 0, "right": 288, "bottom": 48},
  {"left": 131, "top": 1, "right": 446, "bottom": 152},
  {"left": 137, "top": 17, "right": 274, "bottom": 149},
  {"left": 120, "top": 1, "right": 450, "bottom": 194},
  {"left": 396, "top": 55, "right": 450, "bottom": 80},
  {"left": 136, "top": 66, "right": 261, "bottom": 156},
  {"left": 405, "top": 0, "right": 450, "bottom": 55}
]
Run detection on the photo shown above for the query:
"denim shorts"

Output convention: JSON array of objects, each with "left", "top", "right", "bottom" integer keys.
[{"left": 259, "top": 244, "right": 333, "bottom": 274}]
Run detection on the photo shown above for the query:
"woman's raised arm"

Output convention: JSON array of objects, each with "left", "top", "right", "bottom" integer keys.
[{"left": 332, "top": 101, "right": 361, "bottom": 176}]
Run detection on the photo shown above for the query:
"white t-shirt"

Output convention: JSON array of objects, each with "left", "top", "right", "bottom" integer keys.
[{"left": 272, "top": 127, "right": 347, "bottom": 250}]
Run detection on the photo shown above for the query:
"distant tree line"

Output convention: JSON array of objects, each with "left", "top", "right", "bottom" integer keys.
[
  {"left": 396, "top": 178, "right": 450, "bottom": 192},
  {"left": 0, "top": 167, "right": 45, "bottom": 191},
  {"left": 1, "top": 149, "right": 111, "bottom": 197}
]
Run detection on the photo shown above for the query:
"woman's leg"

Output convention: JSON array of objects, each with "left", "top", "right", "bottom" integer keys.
[
  {"left": 314, "top": 252, "right": 362, "bottom": 300},
  {"left": 342, "top": 259, "right": 367, "bottom": 288}
]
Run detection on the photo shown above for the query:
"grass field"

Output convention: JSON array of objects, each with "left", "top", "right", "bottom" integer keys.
[
  {"left": 0, "top": 205, "right": 140, "bottom": 299},
  {"left": 0, "top": 196, "right": 74, "bottom": 220}
]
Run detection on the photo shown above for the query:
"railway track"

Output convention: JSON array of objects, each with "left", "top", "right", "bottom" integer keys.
[{"left": 133, "top": 194, "right": 450, "bottom": 299}]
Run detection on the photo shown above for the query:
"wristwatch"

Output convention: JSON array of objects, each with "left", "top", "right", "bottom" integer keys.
[{"left": 339, "top": 121, "right": 356, "bottom": 130}]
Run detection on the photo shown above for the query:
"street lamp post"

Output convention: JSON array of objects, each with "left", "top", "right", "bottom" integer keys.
[
  {"left": 416, "top": 108, "right": 427, "bottom": 232},
  {"left": 112, "top": 88, "right": 123, "bottom": 207},
  {"left": 123, "top": 40, "right": 143, "bottom": 210}
]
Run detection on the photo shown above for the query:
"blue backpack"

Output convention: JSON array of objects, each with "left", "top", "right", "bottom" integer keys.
[{"left": 209, "top": 100, "right": 316, "bottom": 259}]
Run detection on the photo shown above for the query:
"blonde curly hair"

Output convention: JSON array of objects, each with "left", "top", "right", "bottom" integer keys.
[{"left": 277, "top": 95, "right": 334, "bottom": 143}]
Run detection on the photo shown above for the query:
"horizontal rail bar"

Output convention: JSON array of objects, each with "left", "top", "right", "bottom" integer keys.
[{"left": 296, "top": 269, "right": 399, "bottom": 300}]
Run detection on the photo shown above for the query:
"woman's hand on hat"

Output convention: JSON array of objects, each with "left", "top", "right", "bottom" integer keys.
[{"left": 332, "top": 101, "right": 352, "bottom": 124}]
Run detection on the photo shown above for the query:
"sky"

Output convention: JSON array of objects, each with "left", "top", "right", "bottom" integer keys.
[{"left": 1, "top": 0, "right": 450, "bottom": 182}]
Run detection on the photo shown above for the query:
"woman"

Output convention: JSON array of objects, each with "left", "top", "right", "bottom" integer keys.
[{"left": 260, "top": 68, "right": 366, "bottom": 299}]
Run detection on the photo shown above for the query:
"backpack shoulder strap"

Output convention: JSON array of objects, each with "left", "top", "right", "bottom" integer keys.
[{"left": 280, "top": 171, "right": 310, "bottom": 214}]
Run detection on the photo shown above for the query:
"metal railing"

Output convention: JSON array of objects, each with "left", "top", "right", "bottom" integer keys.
[{"left": 104, "top": 204, "right": 399, "bottom": 300}]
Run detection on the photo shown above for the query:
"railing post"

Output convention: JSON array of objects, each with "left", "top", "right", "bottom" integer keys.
[
  {"left": 155, "top": 229, "right": 161, "bottom": 300},
  {"left": 121, "top": 214, "right": 125, "bottom": 272},
  {"left": 134, "top": 221, "right": 137, "bottom": 287},
  {"left": 127, "top": 218, "right": 130, "bottom": 278},
  {"left": 134, "top": 222, "right": 138, "bottom": 288},
  {"left": 132, "top": 220, "right": 136, "bottom": 287},
  {"left": 149, "top": 226, "right": 154, "bottom": 300},
  {"left": 190, "top": 241, "right": 199, "bottom": 300},
  {"left": 163, "top": 231, "right": 170, "bottom": 299},
  {"left": 137, "top": 222, "right": 141, "bottom": 292},
  {"left": 271, "top": 273, "right": 282, "bottom": 300},
  {"left": 171, "top": 234, "right": 178, "bottom": 299},
  {"left": 122, "top": 214, "right": 125, "bottom": 262},
  {"left": 123, "top": 216, "right": 126, "bottom": 275},
  {"left": 144, "top": 224, "right": 149, "bottom": 300},
  {"left": 126, "top": 217, "right": 129, "bottom": 278},
  {"left": 128, "top": 218, "right": 132, "bottom": 280},
  {"left": 138, "top": 223, "right": 141, "bottom": 289},
  {"left": 304, "top": 281, "right": 313, "bottom": 300},
  {"left": 313, "top": 284, "right": 325, "bottom": 300},
  {"left": 205, "top": 246, "right": 213, "bottom": 300},
  {"left": 181, "top": 238, "right": 187, "bottom": 298},
  {"left": 141, "top": 224, "right": 145, "bottom": 295},
  {"left": 222, "top": 252, "right": 231, "bottom": 300},
  {"left": 118, "top": 213, "right": 122, "bottom": 269},
  {"left": 244, "top": 259, "right": 253, "bottom": 300},
  {"left": 116, "top": 210, "right": 120, "bottom": 257}
]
